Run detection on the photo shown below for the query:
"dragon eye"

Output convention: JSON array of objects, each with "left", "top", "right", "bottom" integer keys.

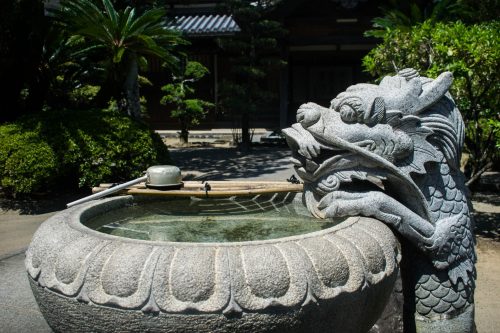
[{"left": 340, "top": 104, "right": 358, "bottom": 123}]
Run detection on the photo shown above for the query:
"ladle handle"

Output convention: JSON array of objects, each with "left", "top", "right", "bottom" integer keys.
[{"left": 66, "top": 175, "right": 148, "bottom": 208}]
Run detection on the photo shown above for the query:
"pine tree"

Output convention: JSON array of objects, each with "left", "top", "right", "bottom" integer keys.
[
  {"left": 161, "top": 61, "right": 214, "bottom": 145},
  {"left": 218, "top": 0, "right": 286, "bottom": 151}
]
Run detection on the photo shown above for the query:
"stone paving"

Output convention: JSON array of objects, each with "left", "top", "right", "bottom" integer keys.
[
  {"left": 0, "top": 147, "right": 498, "bottom": 332},
  {"left": 0, "top": 252, "right": 52, "bottom": 333}
]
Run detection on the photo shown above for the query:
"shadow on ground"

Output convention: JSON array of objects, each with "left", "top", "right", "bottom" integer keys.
[
  {"left": 473, "top": 191, "right": 500, "bottom": 206},
  {"left": 0, "top": 190, "right": 90, "bottom": 215},
  {"left": 474, "top": 212, "right": 500, "bottom": 241},
  {"left": 0, "top": 146, "right": 295, "bottom": 215},
  {"left": 473, "top": 191, "right": 500, "bottom": 241},
  {"left": 169, "top": 146, "right": 295, "bottom": 181}
]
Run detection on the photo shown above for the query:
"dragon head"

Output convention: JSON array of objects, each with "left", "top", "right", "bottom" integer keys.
[{"left": 283, "top": 69, "right": 465, "bottom": 219}]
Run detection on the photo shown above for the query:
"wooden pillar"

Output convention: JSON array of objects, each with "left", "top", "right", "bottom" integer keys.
[{"left": 214, "top": 53, "right": 218, "bottom": 106}]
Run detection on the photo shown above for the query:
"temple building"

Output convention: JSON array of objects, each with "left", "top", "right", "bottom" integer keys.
[{"left": 144, "top": 0, "right": 383, "bottom": 130}]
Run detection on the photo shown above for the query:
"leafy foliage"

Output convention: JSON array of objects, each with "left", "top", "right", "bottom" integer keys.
[
  {"left": 218, "top": 0, "right": 287, "bottom": 151},
  {"left": 364, "top": 0, "right": 473, "bottom": 38},
  {"left": 363, "top": 20, "right": 500, "bottom": 182},
  {"left": 161, "top": 61, "right": 214, "bottom": 144},
  {"left": 0, "top": 108, "right": 170, "bottom": 195},
  {"left": 51, "top": 0, "right": 187, "bottom": 118},
  {"left": 364, "top": 0, "right": 499, "bottom": 39},
  {"left": 458, "top": 0, "right": 500, "bottom": 22},
  {"left": 0, "top": 125, "right": 57, "bottom": 195}
]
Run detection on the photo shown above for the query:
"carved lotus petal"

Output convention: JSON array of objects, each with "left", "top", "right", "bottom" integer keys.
[{"left": 26, "top": 196, "right": 400, "bottom": 333}]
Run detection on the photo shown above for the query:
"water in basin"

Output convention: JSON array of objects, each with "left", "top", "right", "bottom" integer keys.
[{"left": 84, "top": 193, "right": 341, "bottom": 242}]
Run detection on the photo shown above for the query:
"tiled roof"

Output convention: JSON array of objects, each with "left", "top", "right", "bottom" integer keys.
[{"left": 168, "top": 14, "right": 241, "bottom": 36}]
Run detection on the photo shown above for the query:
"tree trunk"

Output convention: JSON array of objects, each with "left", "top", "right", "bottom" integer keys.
[
  {"left": 240, "top": 111, "right": 251, "bottom": 152},
  {"left": 466, "top": 161, "right": 493, "bottom": 189},
  {"left": 179, "top": 123, "right": 189, "bottom": 146},
  {"left": 25, "top": 70, "right": 49, "bottom": 114},
  {"left": 123, "top": 52, "right": 141, "bottom": 119}
]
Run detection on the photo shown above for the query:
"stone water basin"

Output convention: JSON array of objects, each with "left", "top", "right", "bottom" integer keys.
[{"left": 26, "top": 193, "right": 400, "bottom": 333}]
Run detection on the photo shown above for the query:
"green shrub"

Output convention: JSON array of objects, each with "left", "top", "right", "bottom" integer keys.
[
  {"left": 363, "top": 20, "right": 500, "bottom": 183},
  {"left": 0, "top": 125, "right": 57, "bottom": 194},
  {"left": 0, "top": 108, "right": 170, "bottom": 195}
]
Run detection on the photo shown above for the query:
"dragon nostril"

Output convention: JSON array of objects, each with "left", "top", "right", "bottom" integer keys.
[{"left": 297, "top": 104, "right": 321, "bottom": 127}]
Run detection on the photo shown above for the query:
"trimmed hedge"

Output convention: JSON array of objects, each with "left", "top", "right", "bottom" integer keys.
[{"left": 0, "top": 108, "right": 170, "bottom": 195}]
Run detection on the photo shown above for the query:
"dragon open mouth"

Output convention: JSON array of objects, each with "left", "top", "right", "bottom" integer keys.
[
  {"left": 283, "top": 125, "right": 373, "bottom": 182},
  {"left": 283, "top": 123, "right": 431, "bottom": 221},
  {"left": 290, "top": 147, "right": 353, "bottom": 177}
]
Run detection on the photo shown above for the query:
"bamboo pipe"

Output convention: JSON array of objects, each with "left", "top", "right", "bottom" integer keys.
[
  {"left": 92, "top": 181, "right": 303, "bottom": 195},
  {"left": 91, "top": 185, "right": 303, "bottom": 198}
]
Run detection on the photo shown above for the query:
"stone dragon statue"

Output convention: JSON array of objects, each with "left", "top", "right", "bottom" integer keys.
[{"left": 283, "top": 69, "right": 476, "bottom": 332}]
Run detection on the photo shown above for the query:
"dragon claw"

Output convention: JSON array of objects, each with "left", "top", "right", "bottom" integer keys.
[{"left": 318, "top": 190, "right": 403, "bottom": 227}]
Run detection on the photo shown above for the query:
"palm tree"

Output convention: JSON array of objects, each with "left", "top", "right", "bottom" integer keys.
[
  {"left": 52, "top": 0, "right": 186, "bottom": 118},
  {"left": 364, "top": 0, "right": 472, "bottom": 38}
]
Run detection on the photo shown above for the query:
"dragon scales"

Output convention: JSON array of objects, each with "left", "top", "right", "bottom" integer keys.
[{"left": 283, "top": 69, "right": 476, "bottom": 333}]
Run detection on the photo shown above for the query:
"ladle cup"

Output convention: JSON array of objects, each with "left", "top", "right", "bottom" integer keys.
[{"left": 66, "top": 165, "right": 182, "bottom": 208}]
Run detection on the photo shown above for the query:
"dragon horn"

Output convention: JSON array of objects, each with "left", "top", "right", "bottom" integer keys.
[{"left": 412, "top": 71, "right": 453, "bottom": 115}]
